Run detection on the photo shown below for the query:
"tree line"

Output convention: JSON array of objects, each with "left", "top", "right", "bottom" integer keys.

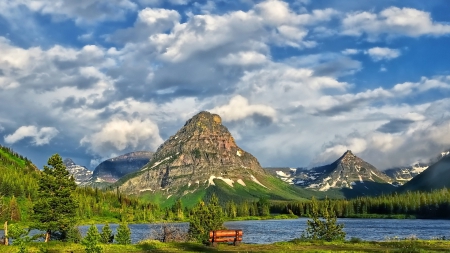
[{"left": 272, "top": 188, "right": 450, "bottom": 219}]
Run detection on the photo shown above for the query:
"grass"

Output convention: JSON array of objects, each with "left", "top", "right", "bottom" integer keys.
[{"left": 2, "top": 239, "right": 450, "bottom": 253}]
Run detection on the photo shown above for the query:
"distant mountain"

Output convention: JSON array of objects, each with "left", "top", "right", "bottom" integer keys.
[
  {"left": 63, "top": 158, "right": 93, "bottom": 185},
  {"left": 384, "top": 150, "right": 450, "bottom": 185},
  {"left": 268, "top": 151, "right": 395, "bottom": 197},
  {"left": 114, "top": 111, "right": 314, "bottom": 203},
  {"left": 91, "top": 151, "right": 154, "bottom": 183},
  {"left": 399, "top": 154, "right": 450, "bottom": 192},
  {"left": 384, "top": 164, "right": 429, "bottom": 185}
]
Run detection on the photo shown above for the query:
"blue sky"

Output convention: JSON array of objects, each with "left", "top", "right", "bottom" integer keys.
[{"left": 1, "top": 0, "right": 450, "bottom": 170}]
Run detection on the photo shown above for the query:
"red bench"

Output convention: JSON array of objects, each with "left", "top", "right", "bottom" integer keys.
[{"left": 209, "top": 229, "right": 243, "bottom": 246}]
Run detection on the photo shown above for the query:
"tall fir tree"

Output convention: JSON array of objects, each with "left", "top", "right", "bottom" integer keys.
[{"left": 32, "top": 154, "right": 78, "bottom": 242}]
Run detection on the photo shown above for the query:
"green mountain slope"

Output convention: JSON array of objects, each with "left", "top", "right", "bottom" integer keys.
[
  {"left": 399, "top": 155, "right": 450, "bottom": 192},
  {"left": 0, "top": 145, "right": 39, "bottom": 197}
]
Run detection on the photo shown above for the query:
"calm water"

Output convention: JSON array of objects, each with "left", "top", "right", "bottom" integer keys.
[
  {"left": 3, "top": 218, "right": 450, "bottom": 244},
  {"left": 78, "top": 218, "right": 450, "bottom": 244}
]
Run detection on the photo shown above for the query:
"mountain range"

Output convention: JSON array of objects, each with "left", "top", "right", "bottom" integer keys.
[{"left": 5, "top": 111, "right": 450, "bottom": 204}]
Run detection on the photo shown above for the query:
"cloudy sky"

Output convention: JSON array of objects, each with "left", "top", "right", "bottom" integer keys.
[{"left": 1, "top": 0, "right": 450, "bottom": 170}]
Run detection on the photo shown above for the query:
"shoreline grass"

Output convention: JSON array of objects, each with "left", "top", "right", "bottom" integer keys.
[{"left": 1, "top": 239, "right": 450, "bottom": 252}]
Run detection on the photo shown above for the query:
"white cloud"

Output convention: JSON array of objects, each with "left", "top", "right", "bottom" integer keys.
[
  {"left": 365, "top": 47, "right": 401, "bottom": 61},
  {"left": 219, "top": 51, "right": 268, "bottom": 66},
  {"left": 211, "top": 95, "right": 277, "bottom": 122},
  {"left": 80, "top": 118, "right": 164, "bottom": 158},
  {"left": 342, "top": 7, "right": 450, "bottom": 40},
  {"left": 4, "top": 126, "right": 59, "bottom": 145},
  {"left": 341, "top": 49, "right": 360, "bottom": 55}
]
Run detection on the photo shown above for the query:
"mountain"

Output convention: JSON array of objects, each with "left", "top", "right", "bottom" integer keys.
[
  {"left": 63, "top": 158, "right": 93, "bottom": 185},
  {"left": 384, "top": 164, "right": 429, "bottom": 185},
  {"left": 399, "top": 154, "right": 450, "bottom": 192},
  {"left": 91, "top": 151, "right": 154, "bottom": 183},
  {"left": 285, "top": 151, "right": 395, "bottom": 197},
  {"left": 115, "top": 111, "right": 313, "bottom": 204},
  {"left": 384, "top": 150, "right": 450, "bottom": 185}
]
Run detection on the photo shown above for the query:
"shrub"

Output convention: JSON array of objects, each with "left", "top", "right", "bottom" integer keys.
[
  {"left": 115, "top": 223, "right": 131, "bottom": 245},
  {"left": 66, "top": 226, "right": 82, "bottom": 243},
  {"left": 8, "top": 224, "right": 31, "bottom": 253},
  {"left": 82, "top": 225, "right": 102, "bottom": 253},
  {"left": 100, "top": 224, "right": 114, "bottom": 244},
  {"left": 301, "top": 197, "right": 346, "bottom": 242}
]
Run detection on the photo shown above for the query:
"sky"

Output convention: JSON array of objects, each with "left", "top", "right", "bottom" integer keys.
[{"left": 1, "top": 0, "right": 450, "bottom": 170}]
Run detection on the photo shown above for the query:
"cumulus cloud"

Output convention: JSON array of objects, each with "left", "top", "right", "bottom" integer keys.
[
  {"left": 4, "top": 126, "right": 59, "bottom": 145},
  {"left": 2, "top": 0, "right": 137, "bottom": 24},
  {"left": 219, "top": 51, "right": 268, "bottom": 66},
  {"left": 211, "top": 95, "right": 277, "bottom": 122},
  {"left": 109, "top": 7, "right": 181, "bottom": 43},
  {"left": 80, "top": 118, "right": 164, "bottom": 158},
  {"left": 365, "top": 47, "right": 401, "bottom": 61},
  {"left": 342, "top": 7, "right": 450, "bottom": 40}
]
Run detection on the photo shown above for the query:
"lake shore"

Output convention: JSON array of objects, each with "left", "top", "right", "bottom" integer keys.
[{"left": 1, "top": 239, "right": 450, "bottom": 252}]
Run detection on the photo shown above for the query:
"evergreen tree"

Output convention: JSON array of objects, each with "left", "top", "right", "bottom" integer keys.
[
  {"left": 100, "top": 224, "right": 114, "bottom": 244},
  {"left": 82, "top": 225, "right": 102, "bottom": 253},
  {"left": 32, "top": 154, "right": 78, "bottom": 242},
  {"left": 188, "top": 194, "right": 224, "bottom": 243},
  {"left": 115, "top": 223, "right": 131, "bottom": 245},
  {"left": 301, "top": 197, "right": 345, "bottom": 241},
  {"left": 257, "top": 197, "right": 270, "bottom": 216}
]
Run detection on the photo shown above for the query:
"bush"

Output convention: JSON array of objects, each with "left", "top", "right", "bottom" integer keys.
[
  {"left": 100, "top": 224, "right": 114, "bottom": 244},
  {"left": 349, "top": 237, "right": 363, "bottom": 243},
  {"left": 115, "top": 223, "right": 131, "bottom": 245},
  {"left": 66, "top": 226, "right": 82, "bottom": 243},
  {"left": 301, "top": 197, "right": 346, "bottom": 242},
  {"left": 8, "top": 224, "right": 31, "bottom": 253},
  {"left": 82, "top": 225, "right": 102, "bottom": 253}
]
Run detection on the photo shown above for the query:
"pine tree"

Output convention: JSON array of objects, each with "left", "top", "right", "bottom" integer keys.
[
  {"left": 100, "top": 224, "right": 114, "bottom": 244},
  {"left": 188, "top": 194, "right": 225, "bottom": 243},
  {"left": 32, "top": 154, "right": 78, "bottom": 242},
  {"left": 115, "top": 223, "right": 131, "bottom": 245},
  {"left": 82, "top": 225, "right": 102, "bottom": 253},
  {"left": 301, "top": 197, "right": 345, "bottom": 241}
]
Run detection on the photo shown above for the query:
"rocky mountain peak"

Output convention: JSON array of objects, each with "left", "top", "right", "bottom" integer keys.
[
  {"left": 118, "top": 111, "right": 266, "bottom": 194},
  {"left": 63, "top": 158, "right": 93, "bottom": 185},
  {"left": 291, "top": 151, "right": 393, "bottom": 194},
  {"left": 63, "top": 158, "right": 76, "bottom": 167}
]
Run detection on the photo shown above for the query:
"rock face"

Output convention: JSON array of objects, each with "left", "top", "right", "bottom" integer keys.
[
  {"left": 295, "top": 151, "right": 393, "bottom": 192},
  {"left": 64, "top": 158, "right": 93, "bottom": 185},
  {"left": 92, "top": 151, "right": 153, "bottom": 183},
  {"left": 118, "top": 111, "right": 266, "bottom": 194}
]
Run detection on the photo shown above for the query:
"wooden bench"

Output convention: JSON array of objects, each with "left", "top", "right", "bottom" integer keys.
[{"left": 209, "top": 229, "right": 243, "bottom": 246}]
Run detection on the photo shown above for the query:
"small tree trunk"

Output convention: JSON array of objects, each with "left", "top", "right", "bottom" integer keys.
[
  {"left": 4, "top": 221, "right": 8, "bottom": 246},
  {"left": 45, "top": 230, "right": 50, "bottom": 242}
]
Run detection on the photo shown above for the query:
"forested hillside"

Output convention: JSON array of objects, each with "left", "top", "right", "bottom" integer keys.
[{"left": 0, "top": 145, "right": 39, "bottom": 198}]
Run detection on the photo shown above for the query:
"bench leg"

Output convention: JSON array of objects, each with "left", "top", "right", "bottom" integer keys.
[{"left": 234, "top": 240, "right": 240, "bottom": 246}]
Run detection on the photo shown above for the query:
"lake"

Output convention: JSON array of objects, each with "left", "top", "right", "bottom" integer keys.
[{"left": 78, "top": 218, "right": 450, "bottom": 244}]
